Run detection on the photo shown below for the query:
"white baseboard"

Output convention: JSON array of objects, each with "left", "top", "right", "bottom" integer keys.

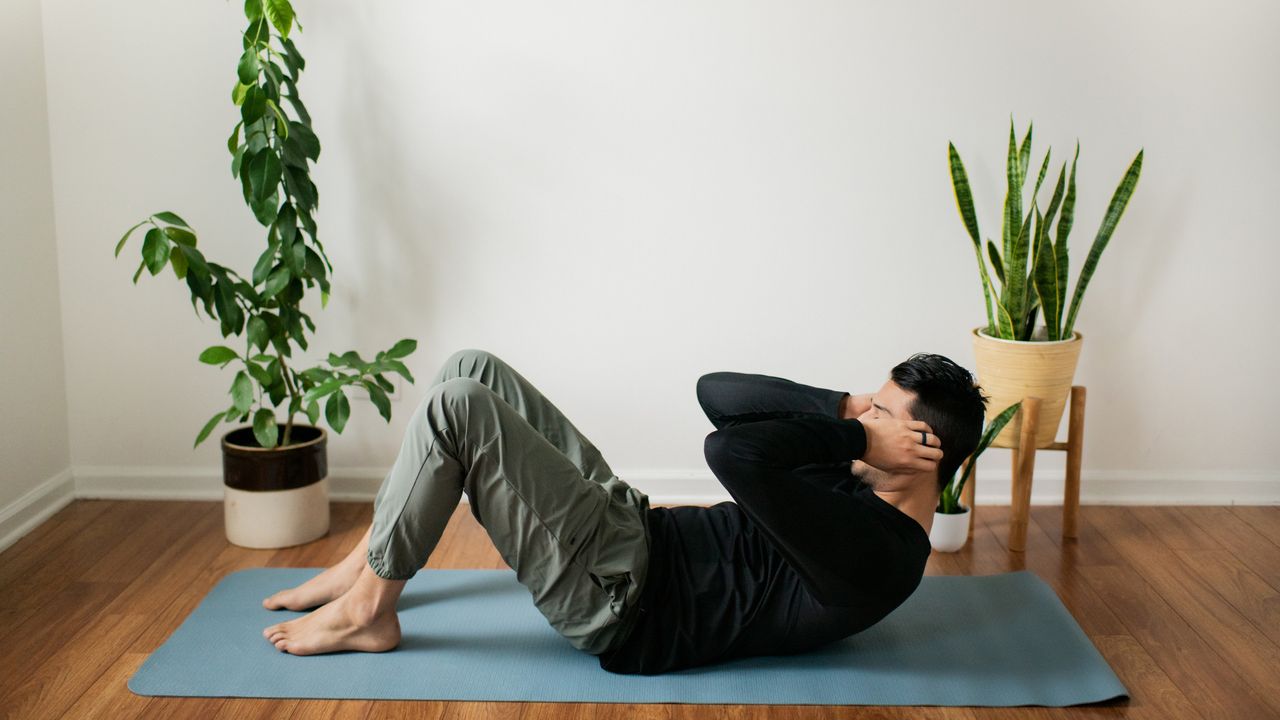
[
  {"left": 2, "top": 464, "right": 1271, "bottom": 554},
  {"left": 0, "top": 468, "right": 76, "bottom": 554},
  {"left": 72, "top": 465, "right": 1280, "bottom": 506}
]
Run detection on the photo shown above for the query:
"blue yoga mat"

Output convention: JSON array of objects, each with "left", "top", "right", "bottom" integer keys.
[{"left": 129, "top": 568, "right": 1127, "bottom": 706}]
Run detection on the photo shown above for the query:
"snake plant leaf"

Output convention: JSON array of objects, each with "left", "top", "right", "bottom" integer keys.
[
  {"left": 252, "top": 408, "right": 278, "bottom": 448},
  {"left": 1002, "top": 120, "right": 1021, "bottom": 265},
  {"left": 947, "top": 143, "right": 998, "bottom": 334},
  {"left": 1001, "top": 204, "right": 1034, "bottom": 338},
  {"left": 1033, "top": 204, "right": 1062, "bottom": 340},
  {"left": 986, "top": 239, "right": 1004, "bottom": 285},
  {"left": 1017, "top": 121, "right": 1033, "bottom": 191},
  {"left": 1033, "top": 146, "right": 1051, "bottom": 200},
  {"left": 952, "top": 400, "right": 1023, "bottom": 501},
  {"left": 1063, "top": 149, "right": 1143, "bottom": 337}
]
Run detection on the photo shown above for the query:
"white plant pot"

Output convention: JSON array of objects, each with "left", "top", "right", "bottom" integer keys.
[{"left": 929, "top": 506, "right": 971, "bottom": 552}]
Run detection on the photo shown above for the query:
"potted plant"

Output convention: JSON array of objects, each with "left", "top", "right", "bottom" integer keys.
[
  {"left": 112, "top": 0, "right": 418, "bottom": 548},
  {"left": 948, "top": 118, "right": 1142, "bottom": 448},
  {"left": 930, "top": 401, "right": 1022, "bottom": 552}
]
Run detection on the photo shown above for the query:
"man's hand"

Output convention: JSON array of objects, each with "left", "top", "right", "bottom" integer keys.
[
  {"left": 839, "top": 393, "right": 874, "bottom": 420},
  {"left": 859, "top": 416, "right": 942, "bottom": 474}
]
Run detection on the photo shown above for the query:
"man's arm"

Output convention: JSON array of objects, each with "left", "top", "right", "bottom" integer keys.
[{"left": 696, "top": 371, "right": 850, "bottom": 430}]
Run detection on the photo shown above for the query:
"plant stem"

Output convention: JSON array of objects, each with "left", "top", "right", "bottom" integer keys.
[{"left": 278, "top": 351, "right": 299, "bottom": 445}]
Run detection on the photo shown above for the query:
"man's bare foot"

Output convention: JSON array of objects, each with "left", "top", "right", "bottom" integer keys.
[
  {"left": 263, "top": 527, "right": 372, "bottom": 611},
  {"left": 262, "top": 590, "right": 401, "bottom": 655}
]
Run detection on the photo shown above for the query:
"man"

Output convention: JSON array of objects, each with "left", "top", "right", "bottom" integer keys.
[{"left": 261, "top": 347, "right": 987, "bottom": 674}]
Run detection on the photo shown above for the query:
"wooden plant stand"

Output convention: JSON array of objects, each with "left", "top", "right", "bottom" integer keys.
[{"left": 959, "top": 386, "right": 1087, "bottom": 552}]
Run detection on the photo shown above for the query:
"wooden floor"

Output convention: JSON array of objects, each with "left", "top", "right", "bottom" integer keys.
[{"left": 1, "top": 501, "right": 1277, "bottom": 720}]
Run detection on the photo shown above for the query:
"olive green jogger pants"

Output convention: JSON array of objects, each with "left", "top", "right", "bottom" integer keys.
[{"left": 366, "top": 348, "right": 651, "bottom": 656}]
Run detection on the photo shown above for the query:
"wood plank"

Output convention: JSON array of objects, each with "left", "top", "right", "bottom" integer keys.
[
  {"left": 297, "top": 699, "right": 374, "bottom": 720},
  {"left": 1082, "top": 512, "right": 1276, "bottom": 720},
  {"left": 0, "top": 499, "right": 113, "bottom": 584},
  {"left": 1178, "top": 506, "right": 1280, "bottom": 593},
  {"left": 0, "top": 612, "right": 150, "bottom": 719},
  {"left": 1127, "top": 507, "right": 1222, "bottom": 551},
  {"left": 361, "top": 700, "right": 446, "bottom": 719},
  {"left": 60, "top": 651, "right": 153, "bottom": 720},
  {"left": 1228, "top": 505, "right": 1280, "bottom": 549},
  {"left": 1173, "top": 548, "right": 1280, "bottom": 650},
  {"left": 1091, "top": 634, "right": 1202, "bottom": 719}
]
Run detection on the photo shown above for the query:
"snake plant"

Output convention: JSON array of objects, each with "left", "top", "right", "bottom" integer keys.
[
  {"left": 948, "top": 118, "right": 1143, "bottom": 341},
  {"left": 113, "top": 0, "right": 418, "bottom": 449},
  {"left": 937, "top": 401, "right": 1022, "bottom": 514}
]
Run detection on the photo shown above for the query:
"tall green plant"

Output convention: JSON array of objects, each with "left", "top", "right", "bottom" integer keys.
[
  {"left": 948, "top": 118, "right": 1143, "bottom": 341},
  {"left": 113, "top": 0, "right": 417, "bottom": 450},
  {"left": 937, "top": 401, "right": 1022, "bottom": 514}
]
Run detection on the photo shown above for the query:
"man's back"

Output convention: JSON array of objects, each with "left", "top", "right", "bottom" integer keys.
[{"left": 597, "top": 372, "right": 933, "bottom": 674}]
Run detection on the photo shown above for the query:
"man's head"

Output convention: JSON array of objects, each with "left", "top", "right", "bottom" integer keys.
[{"left": 856, "top": 353, "right": 988, "bottom": 493}]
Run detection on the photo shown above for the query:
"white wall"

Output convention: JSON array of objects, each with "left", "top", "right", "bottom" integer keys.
[
  {"left": 33, "top": 0, "right": 1280, "bottom": 503},
  {"left": 0, "top": 0, "right": 74, "bottom": 547}
]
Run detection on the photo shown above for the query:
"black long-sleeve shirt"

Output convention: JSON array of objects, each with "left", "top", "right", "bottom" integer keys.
[{"left": 597, "top": 371, "right": 933, "bottom": 675}]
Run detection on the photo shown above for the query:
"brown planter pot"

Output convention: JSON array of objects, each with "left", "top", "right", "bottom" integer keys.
[
  {"left": 971, "top": 327, "right": 1083, "bottom": 449},
  {"left": 221, "top": 424, "right": 330, "bottom": 549}
]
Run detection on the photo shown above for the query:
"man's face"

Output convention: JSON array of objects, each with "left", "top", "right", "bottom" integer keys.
[
  {"left": 856, "top": 380, "right": 916, "bottom": 424},
  {"left": 852, "top": 380, "right": 920, "bottom": 482}
]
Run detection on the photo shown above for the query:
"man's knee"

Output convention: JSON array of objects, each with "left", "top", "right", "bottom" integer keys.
[{"left": 443, "top": 347, "right": 503, "bottom": 375}]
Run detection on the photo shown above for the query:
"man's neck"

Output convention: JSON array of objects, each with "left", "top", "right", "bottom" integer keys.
[{"left": 872, "top": 484, "right": 938, "bottom": 537}]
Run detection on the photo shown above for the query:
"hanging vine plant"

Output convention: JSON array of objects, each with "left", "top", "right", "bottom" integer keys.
[{"left": 114, "top": 0, "right": 418, "bottom": 449}]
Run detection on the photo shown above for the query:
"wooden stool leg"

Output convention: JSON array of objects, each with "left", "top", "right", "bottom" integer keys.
[
  {"left": 1063, "top": 386, "right": 1086, "bottom": 539},
  {"left": 1009, "top": 397, "right": 1041, "bottom": 553},
  {"left": 961, "top": 454, "right": 976, "bottom": 536}
]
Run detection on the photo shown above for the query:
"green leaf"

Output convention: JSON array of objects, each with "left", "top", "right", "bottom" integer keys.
[
  {"left": 243, "top": 18, "right": 269, "bottom": 50},
  {"left": 142, "top": 228, "right": 171, "bottom": 275},
  {"left": 947, "top": 142, "right": 998, "bottom": 336},
  {"left": 951, "top": 401, "right": 1023, "bottom": 501},
  {"left": 163, "top": 226, "right": 197, "bottom": 247},
  {"left": 281, "top": 36, "right": 306, "bottom": 71},
  {"left": 244, "top": 0, "right": 263, "bottom": 22},
  {"left": 385, "top": 338, "right": 417, "bottom": 359},
  {"left": 231, "top": 371, "right": 254, "bottom": 412},
  {"left": 252, "top": 246, "right": 276, "bottom": 285},
  {"left": 1032, "top": 146, "right": 1050, "bottom": 200},
  {"left": 283, "top": 164, "right": 316, "bottom": 212},
  {"left": 247, "top": 315, "right": 270, "bottom": 352},
  {"left": 363, "top": 380, "right": 392, "bottom": 422},
  {"left": 132, "top": 260, "right": 146, "bottom": 284},
  {"left": 1017, "top": 120, "right": 1033, "bottom": 189},
  {"left": 199, "top": 345, "right": 240, "bottom": 365},
  {"left": 321, "top": 290, "right": 330, "bottom": 309},
  {"left": 265, "top": 98, "right": 289, "bottom": 139},
  {"left": 152, "top": 211, "right": 190, "bottom": 228},
  {"left": 303, "top": 376, "right": 349, "bottom": 405},
  {"left": 263, "top": 266, "right": 290, "bottom": 299},
  {"left": 241, "top": 85, "right": 266, "bottom": 125},
  {"left": 986, "top": 239, "right": 1004, "bottom": 285},
  {"left": 1001, "top": 119, "right": 1022, "bottom": 299},
  {"left": 1032, "top": 206, "right": 1060, "bottom": 341},
  {"left": 227, "top": 121, "right": 243, "bottom": 155},
  {"left": 246, "top": 361, "right": 273, "bottom": 386},
  {"left": 305, "top": 399, "right": 320, "bottom": 425},
  {"left": 194, "top": 410, "right": 228, "bottom": 448},
  {"left": 252, "top": 408, "right": 278, "bottom": 448},
  {"left": 287, "top": 121, "right": 320, "bottom": 161},
  {"left": 1063, "top": 148, "right": 1143, "bottom": 337},
  {"left": 248, "top": 151, "right": 282, "bottom": 202},
  {"left": 169, "top": 245, "right": 188, "bottom": 279},
  {"left": 237, "top": 48, "right": 261, "bottom": 85},
  {"left": 325, "top": 390, "right": 351, "bottom": 433},
  {"left": 265, "top": 0, "right": 294, "bottom": 39},
  {"left": 384, "top": 359, "right": 416, "bottom": 384},
  {"left": 115, "top": 220, "right": 147, "bottom": 258}
]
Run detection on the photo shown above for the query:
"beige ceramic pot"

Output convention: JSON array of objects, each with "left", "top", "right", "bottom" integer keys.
[
  {"left": 221, "top": 424, "right": 330, "bottom": 549},
  {"left": 971, "top": 326, "right": 1083, "bottom": 449}
]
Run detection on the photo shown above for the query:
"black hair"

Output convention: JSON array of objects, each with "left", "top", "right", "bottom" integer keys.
[{"left": 889, "top": 353, "right": 989, "bottom": 493}]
